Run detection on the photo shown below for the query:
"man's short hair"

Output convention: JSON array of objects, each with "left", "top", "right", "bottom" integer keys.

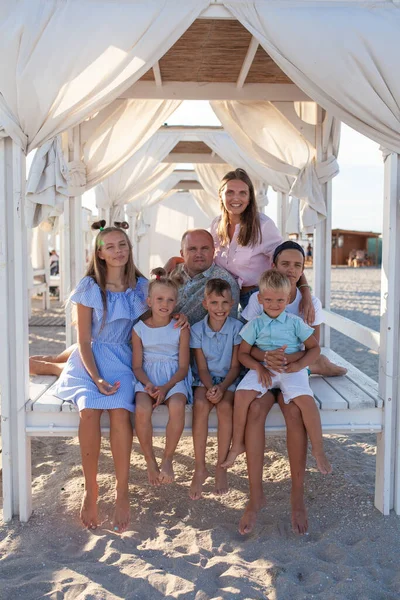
[
  {"left": 259, "top": 269, "right": 291, "bottom": 295},
  {"left": 204, "top": 278, "right": 232, "bottom": 298},
  {"left": 181, "top": 229, "right": 214, "bottom": 249}
]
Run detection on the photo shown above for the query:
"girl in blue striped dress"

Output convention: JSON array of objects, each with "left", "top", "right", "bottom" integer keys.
[
  {"left": 132, "top": 273, "right": 191, "bottom": 486},
  {"left": 56, "top": 220, "right": 148, "bottom": 533}
]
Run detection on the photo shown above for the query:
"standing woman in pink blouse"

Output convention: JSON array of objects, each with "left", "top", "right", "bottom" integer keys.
[{"left": 212, "top": 169, "right": 314, "bottom": 320}]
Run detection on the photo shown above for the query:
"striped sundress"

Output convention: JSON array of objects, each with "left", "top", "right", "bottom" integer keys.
[{"left": 55, "top": 276, "right": 148, "bottom": 412}]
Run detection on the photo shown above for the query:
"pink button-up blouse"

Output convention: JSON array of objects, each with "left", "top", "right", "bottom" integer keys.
[{"left": 210, "top": 213, "right": 283, "bottom": 288}]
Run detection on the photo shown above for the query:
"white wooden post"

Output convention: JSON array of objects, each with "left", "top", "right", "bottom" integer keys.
[
  {"left": 375, "top": 152, "right": 400, "bottom": 515},
  {"left": 64, "top": 126, "right": 83, "bottom": 347},
  {"left": 0, "top": 137, "right": 31, "bottom": 521},
  {"left": 313, "top": 106, "right": 332, "bottom": 348},
  {"left": 276, "top": 191, "right": 289, "bottom": 240}
]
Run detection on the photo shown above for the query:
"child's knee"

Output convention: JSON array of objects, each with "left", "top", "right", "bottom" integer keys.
[
  {"left": 80, "top": 408, "right": 102, "bottom": 423},
  {"left": 168, "top": 395, "right": 186, "bottom": 415},
  {"left": 135, "top": 402, "right": 153, "bottom": 419},
  {"left": 216, "top": 400, "right": 233, "bottom": 419}
]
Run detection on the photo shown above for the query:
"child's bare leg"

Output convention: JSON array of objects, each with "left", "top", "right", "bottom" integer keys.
[
  {"left": 221, "top": 389, "right": 258, "bottom": 468},
  {"left": 239, "top": 392, "right": 275, "bottom": 535},
  {"left": 215, "top": 391, "right": 234, "bottom": 495},
  {"left": 134, "top": 392, "right": 160, "bottom": 485},
  {"left": 109, "top": 408, "right": 133, "bottom": 533},
  {"left": 190, "top": 388, "right": 213, "bottom": 500},
  {"left": 79, "top": 408, "right": 102, "bottom": 529},
  {"left": 160, "top": 393, "right": 186, "bottom": 483},
  {"left": 278, "top": 395, "right": 308, "bottom": 534},
  {"left": 29, "top": 358, "right": 66, "bottom": 377},
  {"left": 309, "top": 354, "right": 347, "bottom": 377},
  {"left": 292, "top": 395, "right": 332, "bottom": 474}
]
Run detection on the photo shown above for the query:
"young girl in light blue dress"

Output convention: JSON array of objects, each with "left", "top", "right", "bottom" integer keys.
[
  {"left": 132, "top": 272, "right": 191, "bottom": 487},
  {"left": 56, "top": 220, "right": 148, "bottom": 533}
]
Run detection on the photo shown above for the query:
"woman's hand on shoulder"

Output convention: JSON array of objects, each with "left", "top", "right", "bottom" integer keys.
[
  {"left": 96, "top": 378, "right": 120, "bottom": 395},
  {"left": 172, "top": 312, "right": 190, "bottom": 330}
]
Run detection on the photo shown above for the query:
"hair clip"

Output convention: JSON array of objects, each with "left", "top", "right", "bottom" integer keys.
[
  {"left": 155, "top": 274, "right": 161, "bottom": 280},
  {"left": 99, "top": 226, "right": 104, "bottom": 231},
  {"left": 114, "top": 221, "right": 129, "bottom": 230}
]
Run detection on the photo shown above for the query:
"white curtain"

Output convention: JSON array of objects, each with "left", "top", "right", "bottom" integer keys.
[
  {"left": 196, "top": 130, "right": 289, "bottom": 197},
  {"left": 81, "top": 98, "right": 182, "bottom": 191},
  {"left": 26, "top": 98, "right": 181, "bottom": 227},
  {"left": 191, "top": 190, "right": 220, "bottom": 219},
  {"left": 210, "top": 101, "right": 338, "bottom": 230},
  {"left": 94, "top": 133, "right": 181, "bottom": 223},
  {"left": 225, "top": 1, "right": 400, "bottom": 153},
  {"left": 0, "top": 0, "right": 206, "bottom": 226},
  {"left": 124, "top": 170, "right": 183, "bottom": 239},
  {"left": 0, "top": 0, "right": 207, "bottom": 151}
]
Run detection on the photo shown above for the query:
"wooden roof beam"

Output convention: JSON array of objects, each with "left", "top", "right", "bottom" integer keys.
[
  {"left": 236, "top": 37, "right": 259, "bottom": 89},
  {"left": 172, "top": 180, "right": 203, "bottom": 190},
  {"left": 162, "top": 153, "right": 227, "bottom": 164},
  {"left": 152, "top": 62, "right": 162, "bottom": 87},
  {"left": 120, "top": 82, "right": 311, "bottom": 101}
]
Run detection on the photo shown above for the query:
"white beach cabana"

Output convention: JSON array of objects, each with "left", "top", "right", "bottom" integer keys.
[{"left": 1, "top": 1, "right": 400, "bottom": 523}]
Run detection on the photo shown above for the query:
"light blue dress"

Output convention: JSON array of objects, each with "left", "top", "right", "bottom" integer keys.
[
  {"left": 55, "top": 276, "right": 148, "bottom": 412},
  {"left": 134, "top": 320, "right": 193, "bottom": 403}
]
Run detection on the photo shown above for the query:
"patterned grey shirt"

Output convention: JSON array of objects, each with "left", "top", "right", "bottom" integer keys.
[{"left": 175, "top": 262, "right": 240, "bottom": 325}]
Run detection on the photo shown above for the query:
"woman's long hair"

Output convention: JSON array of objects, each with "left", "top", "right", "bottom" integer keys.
[
  {"left": 85, "top": 220, "right": 144, "bottom": 327},
  {"left": 217, "top": 168, "right": 261, "bottom": 247}
]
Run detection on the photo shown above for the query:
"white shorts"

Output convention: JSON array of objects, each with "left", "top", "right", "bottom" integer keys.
[{"left": 236, "top": 368, "right": 313, "bottom": 404}]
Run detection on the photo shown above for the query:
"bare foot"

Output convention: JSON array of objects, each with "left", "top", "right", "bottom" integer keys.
[
  {"left": 238, "top": 495, "right": 267, "bottom": 535},
  {"left": 310, "top": 355, "right": 347, "bottom": 377},
  {"left": 221, "top": 444, "right": 245, "bottom": 469},
  {"left": 113, "top": 488, "right": 130, "bottom": 533},
  {"left": 313, "top": 450, "right": 332, "bottom": 474},
  {"left": 189, "top": 467, "right": 210, "bottom": 500},
  {"left": 214, "top": 466, "right": 229, "bottom": 496},
  {"left": 159, "top": 457, "right": 174, "bottom": 484},
  {"left": 291, "top": 497, "right": 308, "bottom": 535},
  {"left": 145, "top": 457, "right": 161, "bottom": 486},
  {"left": 80, "top": 487, "right": 98, "bottom": 530}
]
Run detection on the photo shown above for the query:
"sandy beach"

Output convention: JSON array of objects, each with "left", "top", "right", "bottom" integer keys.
[{"left": 1, "top": 267, "right": 399, "bottom": 600}]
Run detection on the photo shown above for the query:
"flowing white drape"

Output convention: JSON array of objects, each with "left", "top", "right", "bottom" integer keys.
[
  {"left": 225, "top": 1, "right": 400, "bottom": 153},
  {"left": 197, "top": 130, "right": 290, "bottom": 194},
  {"left": 124, "top": 170, "right": 183, "bottom": 240},
  {"left": 26, "top": 98, "right": 181, "bottom": 227},
  {"left": 210, "top": 101, "right": 338, "bottom": 230},
  {"left": 94, "top": 133, "right": 181, "bottom": 223},
  {"left": 0, "top": 0, "right": 206, "bottom": 151}
]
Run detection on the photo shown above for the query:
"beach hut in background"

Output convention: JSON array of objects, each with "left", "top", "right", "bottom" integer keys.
[
  {"left": 1, "top": 1, "right": 400, "bottom": 523},
  {"left": 331, "top": 229, "right": 382, "bottom": 267}
]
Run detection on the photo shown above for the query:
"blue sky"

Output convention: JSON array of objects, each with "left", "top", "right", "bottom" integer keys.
[{"left": 166, "top": 101, "right": 384, "bottom": 234}]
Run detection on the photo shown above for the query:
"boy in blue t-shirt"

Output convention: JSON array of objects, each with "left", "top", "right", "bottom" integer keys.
[
  {"left": 189, "top": 278, "right": 243, "bottom": 500},
  {"left": 222, "top": 270, "right": 332, "bottom": 476}
]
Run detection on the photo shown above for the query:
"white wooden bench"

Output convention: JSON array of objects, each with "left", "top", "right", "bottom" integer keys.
[{"left": 26, "top": 348, "right": 383, "bottom": 437}]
